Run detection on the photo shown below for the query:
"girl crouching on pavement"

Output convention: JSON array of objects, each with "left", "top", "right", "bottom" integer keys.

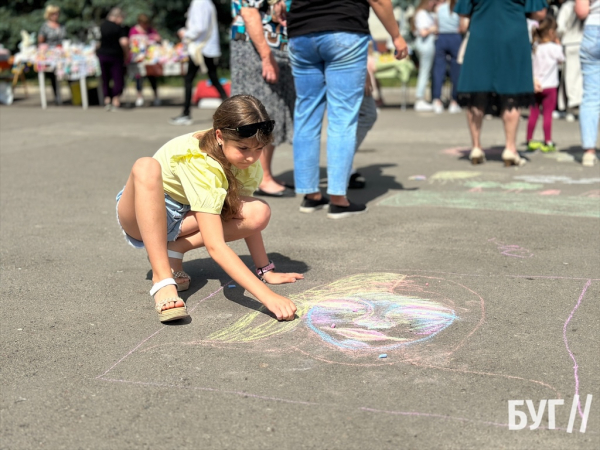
[{"left": 116, "top": 95, "right": 302, "bottom": 323}]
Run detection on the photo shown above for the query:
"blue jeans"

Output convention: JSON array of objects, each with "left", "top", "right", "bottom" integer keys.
[
  {"left": 414, "top": 35, "right": 435, "bottom": 100},
  {"left": 289, "top": 31, "right": 370, "bottom": 195},
  {"left": 432, "top": 33, "right": 462, "bottom": 101},
  {"left": 579, "top": 25, "right": 600, "bottom": 150}
]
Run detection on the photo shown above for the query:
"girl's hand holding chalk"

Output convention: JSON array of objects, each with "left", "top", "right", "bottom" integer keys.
[
  {"left": 260, "top": 292, "right": 297, "bottom": 321},
  {"left": 262, "top": 271, "right": 304, "bottom": 285}
]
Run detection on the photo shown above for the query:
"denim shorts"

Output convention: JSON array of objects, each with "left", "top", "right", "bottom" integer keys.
[{"left": 115, "top": 188, "right": 191, "bottom": 249}]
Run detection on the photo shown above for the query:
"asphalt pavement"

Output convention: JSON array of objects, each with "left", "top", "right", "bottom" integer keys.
[{"left": 1, "top": 89, "right": 599, "bottom": 449}]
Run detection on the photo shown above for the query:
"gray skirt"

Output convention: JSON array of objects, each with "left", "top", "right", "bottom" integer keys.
[{"left": 230, "top": 40, "right": 295, "bottom": 147}]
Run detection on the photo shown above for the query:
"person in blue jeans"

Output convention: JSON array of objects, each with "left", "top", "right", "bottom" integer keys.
[
  {"left": 576, "top": 0, "right": 600, "bottom": 167},
  {"left": 432, "top": 0, "right": 467, "bottom": 114},
  {"left": 287, "top": 0, "right": 408, "bottom": 219}
]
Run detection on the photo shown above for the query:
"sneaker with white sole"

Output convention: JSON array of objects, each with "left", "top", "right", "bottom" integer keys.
[
  {"left": 299, "top": 195, "right": 329, "bottom": 213},
  {"left": 135, "top": 97, "right": 144, "bottom": 107},
  {"left": 448, "top": 102, "right": 462, "bottom": 114},
  {"left": 414, "top": 99, "right": 434, "bottom": 112},
  {"left": 327, "top": 201, "right": 367, "bottom": 219},
  {"left": 433, "top": 100, "right": 444, "bottom": 114},
  {"left": 169, "top": 115, "right": 193, "bottom": 126},
  {"left": 565, "top": 113, "right": 576, "bottom": 122}
]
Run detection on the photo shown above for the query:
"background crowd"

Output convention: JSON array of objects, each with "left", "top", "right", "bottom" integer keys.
[{"left": 2, "top": 0, "right": 598, "bottom": 178}]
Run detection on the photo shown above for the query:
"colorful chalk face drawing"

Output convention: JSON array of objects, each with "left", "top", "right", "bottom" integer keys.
[
  {"left": 304, "top": 292, "right": 456, "bottom": 351},
  {"left": 206, "top": 273, "right": 484, "bottom": 365}
]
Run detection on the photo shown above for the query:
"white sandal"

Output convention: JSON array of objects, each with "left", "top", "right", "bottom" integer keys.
[
  {"left": 168, "top": 250, "right": 191, "bottom": 291},
  {"left": 150, "top": 278, "right": 189, "bottom": 323}
]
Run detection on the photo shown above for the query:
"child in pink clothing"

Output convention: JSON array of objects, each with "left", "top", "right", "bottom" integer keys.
[
  {"left": 129, "top": 14, "right": 162, "bottom": 107},
  {"left": 526, "top": 17, "right": 566, "bottom": 152}
]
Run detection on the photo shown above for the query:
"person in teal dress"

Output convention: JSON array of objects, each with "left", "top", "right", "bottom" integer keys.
[{"left": 454, "top": 0, "right": 548, "bottom": 166}]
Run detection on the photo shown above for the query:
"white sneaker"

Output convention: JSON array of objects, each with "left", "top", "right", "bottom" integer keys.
[
  {"left": 565, "top": 113, "right": 576, "bottom": 122},
  {"left": 414, "top": 99, "right": 434, "bottom": 112},
  {"left": 433, "top": 100, "right": 444, "bottom": 114},
  {"left": 582, "top": 152, "right": 598, "bottom": 167},
  {"left": 448, "top": 102, "right": 462, "bottom": 114},
  {"left": 169, "top": 115, "right": 193, "bottom": 126},
  {"left": 135, "top": 97, "right": 144, "bottom": 107}
]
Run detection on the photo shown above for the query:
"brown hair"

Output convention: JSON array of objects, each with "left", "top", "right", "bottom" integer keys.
[
  {"left": 199, "top": 95, "right": 273, "bottom": 222},
  {"left": 533, "top": 17, "right": 557, "bottom": 47},
  {"left": 137, "top": 14, "right": 151, "bottom": 26}
]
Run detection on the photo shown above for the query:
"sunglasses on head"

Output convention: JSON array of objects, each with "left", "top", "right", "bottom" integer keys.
[{"left": 222, "top": 120, "right": 275, "bottom": 138}]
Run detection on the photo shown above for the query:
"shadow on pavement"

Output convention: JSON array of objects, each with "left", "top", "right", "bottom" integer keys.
[
  {"left": 146, "top": 252, "right": 309, "bottom": 324},
  {"left": 276, "top": 163, "right": 415, "bottom": 204}
]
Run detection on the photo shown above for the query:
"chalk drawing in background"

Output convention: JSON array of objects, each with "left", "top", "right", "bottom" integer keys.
[
  {"left": 464, "top": 181, "right": 544, "bottom": 192},
  {"left": 513, "top": 175, "right": 600, "bottom": 185},
  {"left": 429, "top": 171, "right": 482, "bottom": 184},
  {"left": 379, "top": 191, "right": 600, "bottom": 218},
  {"left": 488, "top": 238, "right": 534, "bottom": 258}
]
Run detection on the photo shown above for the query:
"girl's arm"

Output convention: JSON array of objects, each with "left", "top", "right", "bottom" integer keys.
[
  {"left": 575, "top": 0, "right": 590, "bottom": 20},
  {"left": 244, "top": 232, "right": 304, "bottom": 284},
  {"left": 196, "top": 212, "right": 297, "bottom": 320}
]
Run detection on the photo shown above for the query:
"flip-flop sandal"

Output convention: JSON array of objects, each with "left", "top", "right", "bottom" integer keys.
[
  {"left": 275, "top": 180, "right": 295, "bottom": 189},
  {"left": 254, "top": 187, "right": 296, "bottom": 198},
  {"left": 150, "top": 278, "right": 189, "bottom": 323},
  {"left": 168, "top": 250, "right": 191, "bottom": 291}
]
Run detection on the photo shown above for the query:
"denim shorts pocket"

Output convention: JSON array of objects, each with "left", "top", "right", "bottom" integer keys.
[{"left": 333, "top": 32, "right": 363, "bottom": 50}]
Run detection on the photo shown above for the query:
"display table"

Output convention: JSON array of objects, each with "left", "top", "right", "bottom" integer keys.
[{"left": 374, "top": 53, "right": 416, "bottom": 110}]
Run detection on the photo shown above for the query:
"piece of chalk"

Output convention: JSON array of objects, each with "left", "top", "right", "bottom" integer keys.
[
  {"left": 228, "top": 284, "right": 236, "bottom": 288},
  {"left": 331, "top": 324, "right": 336, "bottom": 328},
  {"left": 426, "top": 283, "right": 429, "bottom": 286},
  {"left": 379, "top": 354, "right": 387, "bottom": 359}
]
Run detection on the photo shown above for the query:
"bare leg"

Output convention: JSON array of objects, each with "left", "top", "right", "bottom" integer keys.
[
  {"left": 305, "top": 192, "right": 349, "bottom": 207},
  {"left": 502, "top": 107, "right": 521, "bottom": 153},
  {"left": 257, "top": 144, "right": 285, "bottom": 194},
  {"left": 466, "top": 106, "right": 484, "bottom": 149},
  {"left": 166, "top": 197, "right": 271, "bottom": 273},
  {"left": 117, "top": 158, "right": 183, "bottom": 311}
]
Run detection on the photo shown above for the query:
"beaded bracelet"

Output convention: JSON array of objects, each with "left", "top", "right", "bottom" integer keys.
[{"left": 256, "top": 260, "right": 275, "bottom": 281}]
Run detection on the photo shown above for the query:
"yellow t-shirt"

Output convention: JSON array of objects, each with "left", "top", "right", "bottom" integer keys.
[{"left": 152, "top": 131, "right": 263, "bottom": 214}]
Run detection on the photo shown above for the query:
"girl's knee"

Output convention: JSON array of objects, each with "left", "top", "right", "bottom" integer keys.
[
  {"left": 248, "top": 199, "right": 271, "bottom": 231},
  {"left": 132, "top": 157, "right": 162, "bottom": 183}
]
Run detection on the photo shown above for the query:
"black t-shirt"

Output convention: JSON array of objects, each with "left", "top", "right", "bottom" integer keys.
[
  {"left": 97, "top": 20, "right": 128, "bottom": 58},
  {"left": 287, "top": 0, "right": 370, "bottom": 38}
]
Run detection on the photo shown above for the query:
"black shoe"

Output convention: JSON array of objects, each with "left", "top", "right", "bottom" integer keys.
[
  {"left": 327, "top": 202, "right": 367, "bottom": 219},
  {"left": 299, "top": 195, "right": 329, "bottom": 213},
  {"left": 348, "top": 172, "right": 366, "bottom": 189}
]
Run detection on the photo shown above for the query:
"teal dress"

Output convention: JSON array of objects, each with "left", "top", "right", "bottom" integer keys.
[{"left": 455, "top": 0, "right": 547, "bottom": 113}]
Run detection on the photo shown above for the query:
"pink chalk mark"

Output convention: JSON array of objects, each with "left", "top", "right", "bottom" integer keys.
[
  {"left": 468, "top": 186, "right": 483, "bottom": 193},
  {"left": 540, "top": 189, "right": 561, "bottom": 195},
  {"left": 580, "top": 190, "right": 600, "bottom": 198},
  {"left": 563, "top": 279, "right": 592, "bottom": 419}
]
